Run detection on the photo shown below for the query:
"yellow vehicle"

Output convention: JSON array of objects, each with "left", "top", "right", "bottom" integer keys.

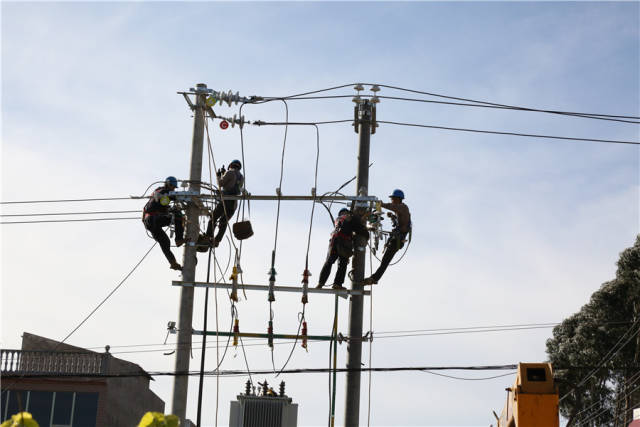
[{"left": 494, "top": 363, "right": 559, "bottom": 427}]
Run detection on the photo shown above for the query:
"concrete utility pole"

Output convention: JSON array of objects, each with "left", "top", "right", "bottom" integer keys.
[
  {"left": 172, "top": 83, "right": 207, "bottom": 421},
  {"left": 344, "top": 98, "right": 373, "bottom": 426}
]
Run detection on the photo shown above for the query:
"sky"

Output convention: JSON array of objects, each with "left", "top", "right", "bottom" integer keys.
[{"left": 1, "top": 1, "right": 639, "bottom": 426}]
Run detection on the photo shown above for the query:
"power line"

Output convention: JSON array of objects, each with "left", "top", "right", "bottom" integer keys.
[
  {"left": 0, "top": 197, "right": 134, "bottom": 204},
  {"left": 260, "top": 94, "right": 639, "bottom": 124},
  {"left": 0, "top": 210, "right": 140, "bottom": 217},
  {"left": 378, "top": 120, "right": 639, "bottom": 145},
  {"left": 5, "top": 364, "right": 521, "bottom": 380},
  {"left": 559, "top": 318, "right": 640, "bottom": 402},
  {"left": 263, "top": 82, "right": 640, "bottom": 120},
  {"left": 1, "top": 217, "right": 140, "bottom": 224},
  {"left": 253, "top": 119, "right": 639, "bottom": 145},
  {"left": 54, "top": 242, "right": 157, "bottom": 350}
]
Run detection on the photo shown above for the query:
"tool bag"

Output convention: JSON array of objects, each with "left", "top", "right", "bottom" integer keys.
[{"left": 233, "top": 220, "right": 254, "bottom": 240}]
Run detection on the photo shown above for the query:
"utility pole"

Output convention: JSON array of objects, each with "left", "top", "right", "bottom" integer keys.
[
  {"left": 172, "top": 83, "right": 207, "bottom": 422},
  {"left": 344, "top": 96, "right": 373, "bottom": 426}
]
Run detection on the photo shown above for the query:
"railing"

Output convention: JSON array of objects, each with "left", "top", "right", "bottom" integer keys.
[{"left": 0, "top": 349, "right": 106, "bottom": 375}]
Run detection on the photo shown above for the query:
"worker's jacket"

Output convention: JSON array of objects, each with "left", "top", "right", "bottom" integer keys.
[
  {"left": 143, "top": 186, "right": 173, "bottom": 218},
  {"left": 219, "top": 169, "right": 244, "bottom": 195},
  {"left": 382, "top": 202, "right": 411, "bottom": 233},
  {"left": 330, "top": 214, "right": 368, "bottom": 258}
]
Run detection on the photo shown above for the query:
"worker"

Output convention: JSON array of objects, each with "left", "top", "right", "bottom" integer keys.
[
  {"left": 364, "top": 189, "right": 411, "bottom": 285},
  {"left": 200, "top": 159, "right": 244, "bottom": 249},
  {"left": 317, "top": 208, "right": 368, "bottom": 290},
  {"left": 143, "top": 176, "right": 184, "bottom": 271}
]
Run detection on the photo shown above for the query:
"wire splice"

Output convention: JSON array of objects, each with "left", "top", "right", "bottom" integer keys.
[{"left": 267, "top": 320, "right": 274, "bottom": 348}]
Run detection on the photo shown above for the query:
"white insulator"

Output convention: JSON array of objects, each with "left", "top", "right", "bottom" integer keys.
[{"left": 354, "top": 84, "right": 364, "bottom": 91}]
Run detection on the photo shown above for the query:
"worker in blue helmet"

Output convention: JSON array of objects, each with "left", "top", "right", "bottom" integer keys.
[
  {"left": 143, "top": 176, "right": 185, "bottom": 270},
  {"left": 317, "top": 207, "right": 368, "bottom": 290},
  {"left": 364, "top": 189, "right": 411, "bottom": 285},
  {"left": 199, "top": 159, "right": 244, "bottom": 250}
]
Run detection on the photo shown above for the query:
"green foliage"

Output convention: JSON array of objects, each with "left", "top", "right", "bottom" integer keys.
[{"left": 546, "top": 236, "right": 640, "bottom": 426}]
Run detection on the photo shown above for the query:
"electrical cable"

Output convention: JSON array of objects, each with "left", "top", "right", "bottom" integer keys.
[
  {"left": 559, "top": 318, "right": 640, "bottom": 402},
  {"left": 8, "top": 364, "right": 522, "bottom": 379},
  {"left": 275, "top": 123, "right": 320, "bottom": 378},
  {"left": 0, "top": 210, "right": 140, "bottom": 217},
  {"left": 0, "top": 197, "right": 135, "bottom": 204},
  {"left": 259, "top": 93, "right": 639, "bottom": 124},
  {"left": 53, "top": 242, "right": 157, "bottom": 350},
  {"left": 378, "top": 120, "right": 640, "bottom": 145},
  {"left": 371, "top": 83, "right": 640, "bottom": 120},
  {"left": 255, "top": 118, "right": 639, "bottom": 145},
  {"left": 1, "top": 217, "right": 140, "bottom": 224},
  {"left": 421, "top": 370, "right": 518, "bottom": 381}
]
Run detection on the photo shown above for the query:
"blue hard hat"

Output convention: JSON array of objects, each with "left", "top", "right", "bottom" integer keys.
[
  {"left": 229, "top": 159, "right": 242, "bottom": 169},
  {"left": 165, "top": 176, "right": 178, "bottom": 187},
  {"left": 390, "top": 189, "right": 405, "bottom": 199},
  {"left": 338, "top": 208, "right": 350, "bottom": 216}
]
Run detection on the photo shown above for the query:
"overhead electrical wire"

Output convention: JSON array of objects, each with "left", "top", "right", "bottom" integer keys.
[
  {"left": 263, "top": 82, "right": 639, "bottom": 121},
  {"left": 559, "top": 318, "right": 640, "bottom": 402},
  {"left": 254, "top": 119, "right": 639, "bottom": 145},
  {"left": 377, "top": 120, "right": 640, "bottom": 145},
  {"left": 53, "top": 242, "right": 157, "bottom": 350},
  {"left": 0, "top": 210, "right": 140, "bottom": 217},
  {"left": 0, "top": 197, "right": 134, "bottom": 204},
  {"left": 258, "top": 94, "right": 639, "bottom": 124},
  {"left": 1, "top": 217, "right": 140, "bottom": 224}
]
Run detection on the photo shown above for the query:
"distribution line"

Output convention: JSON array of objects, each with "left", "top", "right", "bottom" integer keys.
[
  {"left": 0, "top": 197, "right": 134, "bottom": 204},
  {"left": 2, "top": 217, "right": 140, "bottom": 224},
  {"left": 254, "top": 119, "right": 639, "bottom": 145},
  {"left": 54, "top": 242, "right": 157, "bottom": 350},
  {"left": 262, "top": 82, "right": 639, "bottom": 120},
  {"left": 559, "top": 318, "right": 640, "bottom": 402},
  {"left": 259, "top": 94, "right": 639, "bottom": 124},
  {"left": 7, "top": 364, "right": 522, "bottom": 379},
  {"left": 0, "top": 210, "right": 140, "bottom": 217},
  {"left": 378, "top": 120, "right": 640, "bottom": 145}
]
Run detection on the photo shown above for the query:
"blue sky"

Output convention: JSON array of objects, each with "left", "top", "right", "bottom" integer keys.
[{"left": 2, "top": 2, "right": 639, "bottom": 426}]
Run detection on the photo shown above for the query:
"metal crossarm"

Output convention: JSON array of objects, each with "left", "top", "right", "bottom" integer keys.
[
  {"left": 191, "top": 330, "right": 335, "bottom": 341},
  {"left": 172, "top": 281, "right": 371, "bottom": 296}
]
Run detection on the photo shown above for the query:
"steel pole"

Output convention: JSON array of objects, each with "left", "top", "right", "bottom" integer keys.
[
  {"left": 172, "top": 83, "right": 207, "bottom": 421},
  {"left": 344, "top": 99, "right": 372, "bottom": 426}
]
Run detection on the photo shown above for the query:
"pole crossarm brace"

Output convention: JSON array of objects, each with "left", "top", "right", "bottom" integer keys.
[
  {"left": 189, "top": 329, "right": 335, "bottom": 342},
  {"left": 172, "top": 281, "right": 371, "bottom": 296}
]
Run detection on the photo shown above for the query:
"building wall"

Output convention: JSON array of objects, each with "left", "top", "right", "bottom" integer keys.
[{"left": 1, "top": 332, "right": 165, "bottom": 427}]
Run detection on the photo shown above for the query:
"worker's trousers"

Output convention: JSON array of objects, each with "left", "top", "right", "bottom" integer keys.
[
  {"left": 205, "top": 199, "right": 237, "bottom": 244},
  {"left": 371, "top": 231, "right": 407, "bottom": 282},
  {"left": 319, "top": 245, "right": 350, "bottom": 286},
  {"left": 144, "top": 214, "right": 184, "bottom": 265}
]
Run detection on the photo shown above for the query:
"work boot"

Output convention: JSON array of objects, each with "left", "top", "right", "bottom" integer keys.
[
  {"left": 362, "top": 277, "right": 378, "bottom": 286},
  {"left": 170, "top": 262, "right": 182, "bottom": 271},
  {"left": 316, "top": 283, "right": 324, "bottom": 289},
  {"left": 175, "top": 237, "right": 185, "bottom": 247},
  {"left": 331, "top": 283, "right": 346, "bottom": 290}
]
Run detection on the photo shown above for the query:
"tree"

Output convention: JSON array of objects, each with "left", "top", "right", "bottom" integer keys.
[{"left": 546, "top": 236, "right": 640, "bottom": 427}]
